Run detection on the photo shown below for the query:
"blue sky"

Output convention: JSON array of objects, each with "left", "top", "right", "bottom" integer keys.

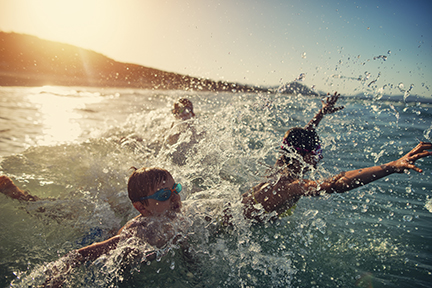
[{"left": 0, "top": 0, "right": 431, "bottom": 97}]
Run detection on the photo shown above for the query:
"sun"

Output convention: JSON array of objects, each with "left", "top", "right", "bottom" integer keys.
[
  {"left": 2, "top": 0, "right": 120, "bottom": 50},
  {"left": 29, "top": 0, "right": 113, "bottom": 43},
  {"left": 32, "top": 1, "right": 99, "bottom": 34}
]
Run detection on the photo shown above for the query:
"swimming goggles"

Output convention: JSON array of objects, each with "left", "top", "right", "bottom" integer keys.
[{"left": 137, "top": 183, "right": 182, "bottom": 202}]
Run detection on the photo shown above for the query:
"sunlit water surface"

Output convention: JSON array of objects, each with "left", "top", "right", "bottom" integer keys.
[{"left": 0, "top": 86, "right": 432, "bottom": 288}]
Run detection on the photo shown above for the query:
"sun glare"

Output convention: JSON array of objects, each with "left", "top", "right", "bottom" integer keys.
[
  {"left": 14, "top": 0, "right": 119, "bottom": 49},
  {"left": 27, "top": 87, "right": 103, "bottom": 146}
]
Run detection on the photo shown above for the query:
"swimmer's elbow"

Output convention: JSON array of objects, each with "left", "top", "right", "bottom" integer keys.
[
  {"left": 78, "top": 235, "right": 121, "bottom": 261},
  {"left": 329, "top": 175, "right": 355, "bottom": 194},
  {"left": 316, "top": 173, "right": 353, "bottom": 195}
]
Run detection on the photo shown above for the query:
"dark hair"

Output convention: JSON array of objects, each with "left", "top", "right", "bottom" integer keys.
[
  {"left": 172, "top": 98, "right": 195, "bottom": 117},
  {"left": 281, "top": 128, "right": 320, "bottom": 156},
  {"left": 276, "top": 128, "right": 321, "bottom": 171},
  {"left": 127, "top": 167, "right": 172, "bottom": 204}
]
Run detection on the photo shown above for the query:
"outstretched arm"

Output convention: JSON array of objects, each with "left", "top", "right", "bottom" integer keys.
[
  {"left": 314, "top": 141, "right": 432, "bottom": 195},
  {"left": 0, "top": 176, "right": 40, "bottom": 201},
  {"left": 43, "top": 236, "right": 121, "bottom": 287},
  {"left": 43, "top": 231, "right": 161, "bottom": 287},
  {"left": 304, "top": 92, "right": 344, "bottom": 131},
  {"left": 242, "top": 142, "right": 432, "bottom": 221},
  {"left": 76, "top": 235, "right": 121, "bottom": 261}
]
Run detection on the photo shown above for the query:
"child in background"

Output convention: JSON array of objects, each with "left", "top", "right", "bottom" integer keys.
[
  {"left": 171, "top": 98, "right": 195, "bottom": 121},
  {"left": 164, "top": 98, "right": 205, "bottom": 166}
]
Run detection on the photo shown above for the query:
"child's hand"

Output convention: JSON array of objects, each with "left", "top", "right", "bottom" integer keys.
[
  {"left": 43, "top": 250, "right": 83, "bottom": 287},
  {"left": 389, "top": 142, "right": 432, "bottom": 173},
  {"left": 321, "top": 92, "right": 344, "bottom": 115},
  {"left": 304, "top": 92, "right": 344, "bottom": 130},
  {"left": 43, "top": 263, "right": 68, "bottom": 288}
]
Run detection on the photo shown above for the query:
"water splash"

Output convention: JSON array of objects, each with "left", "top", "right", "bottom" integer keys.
[
  {"left": 373, "top": 55, "right": 388, "bottom": 61},
  {"left": 2, "top": 88, "right": 432, "bottom": 288},
  {"left": 403, "top": 215, "right": 413, "bottom": 222},
  {"left": 424, "top": 125, "right": 432, "bottom": 141},
  {"left": 426, "top": 197, "right": 432, "bottom": 213},
  {"left": 403, "top": 84, "right": 415, "bottom": 102},
  {"left": 389, "top": 104, "right": 400, "bottom": 124},
  {"left": 295, "top": 72, "right": 306, "bottom": 81},
  {"left": 397, "top": 83, "right": 415, "bottom": 102}
]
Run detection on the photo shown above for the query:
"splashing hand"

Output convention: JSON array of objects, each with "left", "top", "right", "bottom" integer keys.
[
  {"left": 322, "top": 92, "right": 344, "bottom": 115},
  {"left": 390, "top": 142, "right": 432, "bottom": 173}
]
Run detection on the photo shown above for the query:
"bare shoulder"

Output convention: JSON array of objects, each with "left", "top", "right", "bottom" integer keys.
[
  {"left": 119, "top": 215, "right": 181, "bottom": 248},
  {"left": 282, "top": 178, "right": 321, "bottom": 197}
]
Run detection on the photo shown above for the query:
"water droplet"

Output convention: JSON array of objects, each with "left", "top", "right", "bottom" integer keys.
[
  {"left": 304, "top": 209, "right": 319, "bottom": 219},
  {"left": 424, "top": 125, "right": 432, "bottom": 141},
  {"left": 425, "top": 197, "right": 432, "bottom": 213},
  {"left": 403, "top": 92, "right": 410, "bottom": 102},
  {"left": 403, "top": 215, "right": 413, "bottom": 222}
]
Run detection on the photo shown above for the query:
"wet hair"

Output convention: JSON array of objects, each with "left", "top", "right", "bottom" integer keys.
[
  {"left": 172, "top": 98, "right": 195, "bottom": 118},
  {"left": 281, "top": 127, "right": 320, "bottom": 156},
  {"left": 127, "top": 167, "right": 172, "bottom": 204},
  {"left": 276, "top": 127, "right": 320, "bottom": 169}
]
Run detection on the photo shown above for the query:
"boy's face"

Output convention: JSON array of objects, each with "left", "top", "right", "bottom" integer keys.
[{"left": 143, "top": 175, "right": 182, "bottom": 217}]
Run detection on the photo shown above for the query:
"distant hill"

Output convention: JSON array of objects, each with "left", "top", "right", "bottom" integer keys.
[
  {"left": 275, "top": 81, "right": 319, "bottom": 96},
  {"left": 0, "top": 32, "right": 267, "bottom": 93}
]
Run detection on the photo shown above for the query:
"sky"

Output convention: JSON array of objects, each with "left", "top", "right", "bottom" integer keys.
[{"left": 0, "top": 0, "right": 431, "bottom": 97}]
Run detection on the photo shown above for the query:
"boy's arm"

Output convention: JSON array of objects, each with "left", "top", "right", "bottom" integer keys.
[
  {"left": 304, "top": 92, "right": 344, "bottom": 131},
  {"left": 76, "top": 235, "right": 121, "bottom": 261},
  {"left": 242, "top": 142, "right": 432, "bottom": 220},
  {"left": 43, "top": 235, "right": 121, "bottom": 287}
]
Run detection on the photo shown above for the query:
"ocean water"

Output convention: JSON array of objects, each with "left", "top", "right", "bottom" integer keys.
[{"left": 0, "top": 86, "right": 432, "bottom": 288}]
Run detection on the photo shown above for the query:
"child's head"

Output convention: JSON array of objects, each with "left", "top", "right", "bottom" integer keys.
[
  {"left": 172, "top": 98, "right": 195, "bottom": 120},
  {"left": 128, "top": 167, "right": 182, "bottom": 217},
  {"left": 281, "top": 128, "right": 321, "bottom": 156},
  {"left": 277, "top": 128, "right": 322, "bottom": 172},
  {"left": 128, "top": 167, "right": 171, "bottom": 204}
]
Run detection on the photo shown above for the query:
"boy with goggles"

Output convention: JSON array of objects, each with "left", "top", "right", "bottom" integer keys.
[{"left": 134, "top": 183, "right": 182, "bottom": 202}]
